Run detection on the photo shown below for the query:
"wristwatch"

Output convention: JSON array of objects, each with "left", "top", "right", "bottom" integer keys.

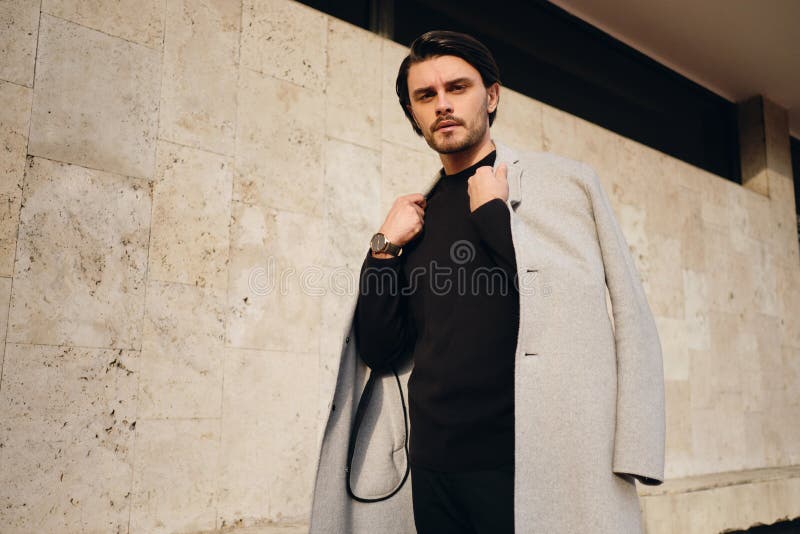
[{"left": 370, "top": 232, "right": 403, "bottom": 257}]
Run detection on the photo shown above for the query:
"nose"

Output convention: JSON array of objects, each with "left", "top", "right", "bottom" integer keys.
[{"left": 435, "top": 91, "right": 453, "bottom": 116}]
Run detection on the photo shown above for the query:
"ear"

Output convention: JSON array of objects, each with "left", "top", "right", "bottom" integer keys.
[{"left": 487, "top": 82, "right": 500, "bottom": 113}]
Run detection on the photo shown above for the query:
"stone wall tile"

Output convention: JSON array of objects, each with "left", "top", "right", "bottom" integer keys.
[
  {"left": 150, "top": 140, "right": 233, "bottom": 290},
  {"left": 129, "top": 418, "right": 219, "bottom": 533},
  {"left": 0, "top": 80, "right": 32, "bottom": 276},
  {"left": 0, "top": 0, "right": 40, "bottom": 86},
  {"left": 664, "top": 379, "right": 691, "bottom": 479},
  {"left": 0, "top": 343, "right": 138, "bottom": 532},
  {"left": 490, "top": 88, "right": 544, "bottom": 153},
  {"left": 234, "top": 69, "right": 325, "bottom": 217},
  {"left": 682, "top": 269, "right": 710, "bottom": 351},
  {"left": 0, "top": 277, "right": 9, "bottom": 364},
  {"left": 8, "top": 157, "right": 150, "bottom": 348},
  {"left": 325, "top": 18, "right": 381, "bottom": 150},
  {"left": 29, "top": 14, "right": 161, "bottom": 179},
  {"left": 43, "top": 0, "right": 164, "bottom": 48},
  {"left": 657, "top": 316, "right": 689, "bottom": 381},
  {"left": 226, "top": 200, "right": 323, "bottom": 353},
  {"left": 159, "top": 0, "right": 240, "bottom": 155},
  {"left": 380, "top": 141, "right": 440, "bottom": 216},
  {"left": 241, "top": 0, "right": 326, "bottom": 91},
  {"left": 217, "top": 347, "right": 318, "bottom": 526},
  {"left": 322, "top": 138, "right": 380, "bottom": 271},
  {"left": 138, "top": 280, "right": 226, "bottom": 419}
]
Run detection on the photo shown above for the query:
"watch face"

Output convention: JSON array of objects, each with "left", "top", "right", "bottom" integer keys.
[{"left": 371, "top": 233, "right": 387, "bottom": 251}]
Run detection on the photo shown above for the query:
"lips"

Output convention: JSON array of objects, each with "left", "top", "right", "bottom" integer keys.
[{"left": 435, "top": 120, "right": 460, "bottom": 131}]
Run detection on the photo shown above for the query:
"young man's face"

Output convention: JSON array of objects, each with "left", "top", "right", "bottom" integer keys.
[{"left": 405, "top": 55, "right": 498, "bottom": 154}]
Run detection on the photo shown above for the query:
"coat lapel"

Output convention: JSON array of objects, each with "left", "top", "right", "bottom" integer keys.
[{"left": 421, "top": 139, "right": 523, "bottom": 210}]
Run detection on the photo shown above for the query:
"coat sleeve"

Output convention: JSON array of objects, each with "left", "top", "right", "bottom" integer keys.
[{"left": 580, "top": 163, "right": 666, "bottom": 486}]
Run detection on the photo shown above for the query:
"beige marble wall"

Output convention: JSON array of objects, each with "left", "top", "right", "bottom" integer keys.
[{"left": 0, "top": 0, "right": 798, "bottom": 532}]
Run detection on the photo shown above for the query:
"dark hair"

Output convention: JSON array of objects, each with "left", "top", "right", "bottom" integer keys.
[{"left": 396, "top": 31, "right": 501, "bottom": 136}]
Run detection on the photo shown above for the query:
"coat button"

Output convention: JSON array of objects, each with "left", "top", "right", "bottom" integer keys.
[{"left": 345, "top": 336, "right": 350, "bottom": 344}]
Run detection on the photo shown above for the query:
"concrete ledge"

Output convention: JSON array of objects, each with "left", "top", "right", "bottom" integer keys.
[
  {"left": 639, "top": 466, "right": 800, "bottom": 534},
  {"left": 639, "top": 465, "right": 800, "bottom": 497},
  {"left": 192, "top": 522, "right": 308, "bottom": 534}
]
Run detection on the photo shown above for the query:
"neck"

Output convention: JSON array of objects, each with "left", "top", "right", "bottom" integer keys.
[{"left": 440, "top": 135, "right": 495, "bottom": 175}]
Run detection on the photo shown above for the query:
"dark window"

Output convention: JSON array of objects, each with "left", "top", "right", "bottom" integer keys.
[
  {"left": 300, "top": 0, "right": 742, "bottom": 183},
  {"left": 727, "top": 516, "right": 800, "bottom": 533},
  {"left": 298, "top": 0, "right": 370, "bottom": 29}
]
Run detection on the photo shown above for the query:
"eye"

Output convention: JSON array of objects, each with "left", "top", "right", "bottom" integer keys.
[{"left": 451, "top": 85, "right": 466, "bottom": 92}]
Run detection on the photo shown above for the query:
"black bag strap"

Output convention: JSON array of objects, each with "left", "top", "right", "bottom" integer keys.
[{"left": 345, "top": 364, "right": 410, "bottom": 503}]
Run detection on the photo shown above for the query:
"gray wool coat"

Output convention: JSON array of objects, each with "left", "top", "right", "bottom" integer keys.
[{"left": 308, "top": 139, "right": 666, "bottom": 533}]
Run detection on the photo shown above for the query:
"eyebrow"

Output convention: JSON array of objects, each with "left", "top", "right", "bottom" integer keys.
[{"left": 411, "top": 77, "right": 474, "bottom": 99}]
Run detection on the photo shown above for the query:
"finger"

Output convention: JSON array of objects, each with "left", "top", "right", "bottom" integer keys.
[
  {"left": 496, "top": 163, "right": 508, "bottom": 181},
  {"left": 406, "top": 193, "right": 426, "bottom": 205},
  {"left": 408, "top": 196, "right": 426, "bottom": 211}
]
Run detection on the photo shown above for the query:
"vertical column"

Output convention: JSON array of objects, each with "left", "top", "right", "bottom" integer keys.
[
  {"left": 738, "top": 95, "right": 797, "bottom": 260},
  {"left": 738, "top": 95, "right": 792, "bottom": 195}
]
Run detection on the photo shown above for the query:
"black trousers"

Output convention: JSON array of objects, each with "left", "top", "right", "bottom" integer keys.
[{"left": 410, "top": 462, "right": 514, "bottom": 534}]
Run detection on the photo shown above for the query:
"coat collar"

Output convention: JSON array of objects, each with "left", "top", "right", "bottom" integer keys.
[{"left": 421, "top": 138, "right": 523, "bottom": 211}]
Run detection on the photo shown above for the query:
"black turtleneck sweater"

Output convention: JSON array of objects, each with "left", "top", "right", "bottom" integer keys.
[{"left": 354, "top": 150, "right": 519, "bottom": 471}]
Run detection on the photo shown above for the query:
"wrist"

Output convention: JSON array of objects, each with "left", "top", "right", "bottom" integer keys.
[
  {"left": 370, "top": 231, "right": 403, "bottom": 257},
  {"left": 370, "top": 251, "right": 395, "bottom": 260}
]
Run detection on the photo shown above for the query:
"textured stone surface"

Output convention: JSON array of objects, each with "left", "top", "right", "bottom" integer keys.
[
  {"left": 326, "top": 18, "right": 382, "bottom": 150},
  {"left": 42, "top": 0, "right": 165, "bottom": 48},
  {"left": 1, "top": 1, "right": 799, "bottom": 531},
  {"left": 29, "top": 13, "right": 161, "bottom": 179},
  {"left": 380, "top": 140, "right": 440, "bottom": 215},
  {"left": 0, "top": 276, "right": 11, "bottom": 367},
  {"left": 217, "top": 347, "right": 319, "bottom": 526},
  {"left": 491, "top": 87, "right": 544, "bottom": 153},
  {"left": 158, "top": 0, "right": 240, "bottom": 155},
  {"left": 640, "top": 466, "right": 800, "bottom": 534},
  {"left": 664, "top": 379, "right": 692, "bottom": 478},
  {"left": 197, "top": 523, "right": 309, "bottom": 534},
  {"left": 0, "top": 80, "right": 31, "bottom": 277},
  {"left": 647, "top": 235, "right": 684, "bottom": 318},
  {"left": 322, "top": 138, "right": 381, "bottom": 271},
  {"left": 543, "top": 104, "right": 618, "bottom": 184},
  {"left": 0, "top": 344, "right": 139, "bottom": 533},
  {"left": 130, "top": 419, "right": 219, "bottom": 534},
  {"left": 0, "top": 0, "right": 40, "bottom": 86},
  {"left": 241, "top": 0, "right": 326, "bottom": 90},
  {"left": 226, "top": 200, "right": 324, "bottom": 354},
  {"left": 8, "top": 157, "right": 151, "bottom": 348},
  {"left": 241, "top": 526, "right": 308, "bottom": 534},
  {"left": 771, "top": 174, "right": 800, "bottom": 262},
  {"left": 149, "top": 140, "right": 232, "bottom": 290},
  {"left": 234, "top": 68, "right": 325, "bottom": 217},
  {"left": 738, "top": 95, "right": 769, "bottom": 196},
  {"left": 381, "top": 40, "right": 431, "bottom": 152},
  {"left": 683, "top": 269, "right": 710, "bottom": 351},
  {"left": 656, "top": 316, "right": 689, "bottom": 381},
  {"left": 138, "top": 280, "right": 226, "bottom": 419}
]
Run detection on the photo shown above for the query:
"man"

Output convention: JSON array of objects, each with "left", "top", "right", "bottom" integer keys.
[{"left": 309, "top": 30, "right": 665, "bottom": 534}]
